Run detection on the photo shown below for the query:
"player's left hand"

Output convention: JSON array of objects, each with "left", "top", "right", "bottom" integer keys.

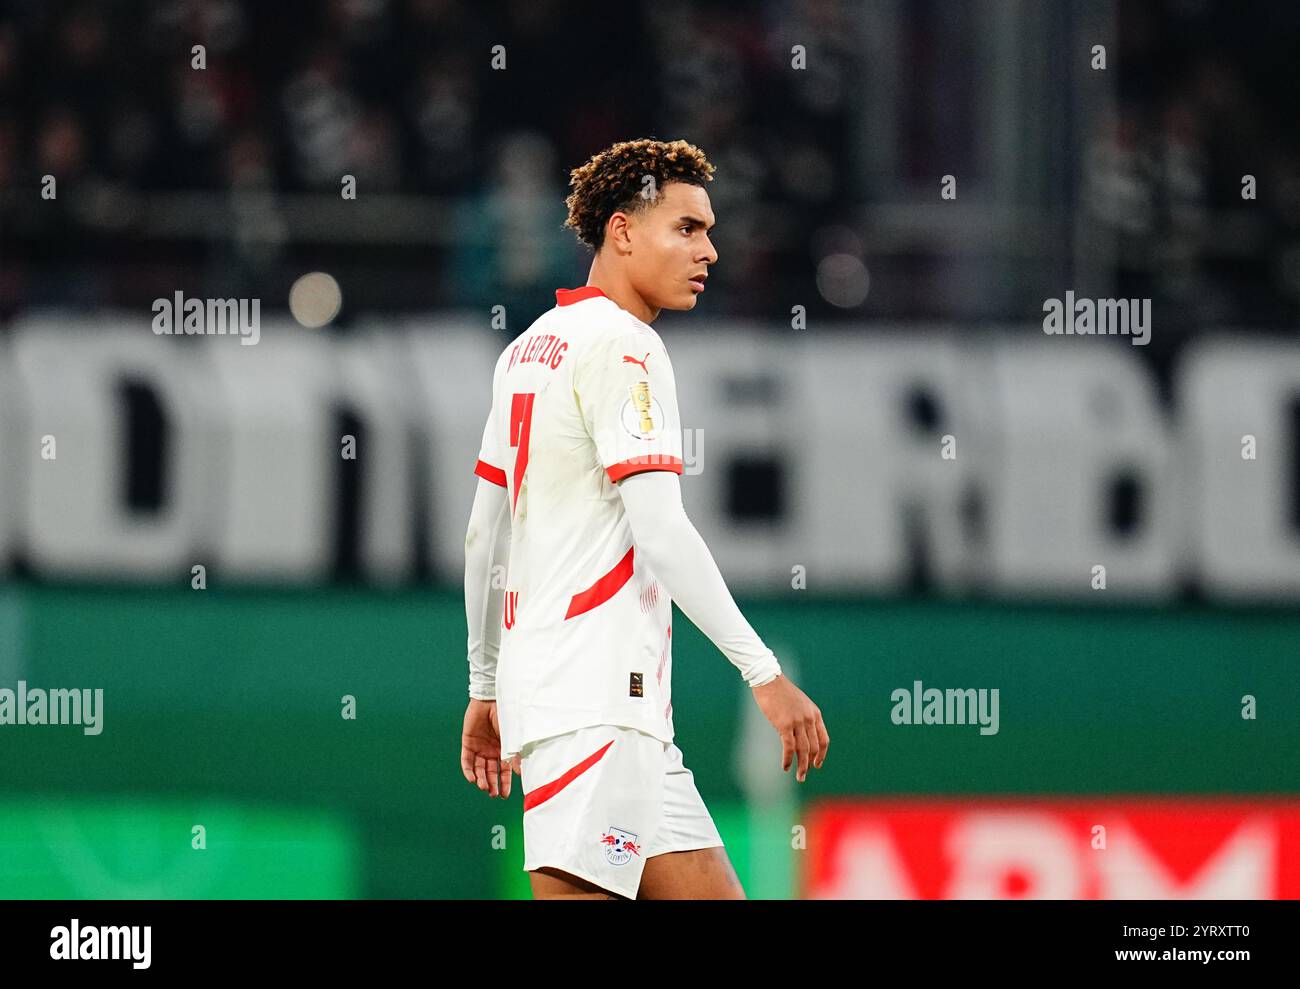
[{"left": 460, "top": 699, "right": 517, "bottom": 798}]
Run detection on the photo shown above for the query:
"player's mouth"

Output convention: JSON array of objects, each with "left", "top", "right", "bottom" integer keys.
[{"left": 688, "top": 273, "right": 707, "bottom": 293}]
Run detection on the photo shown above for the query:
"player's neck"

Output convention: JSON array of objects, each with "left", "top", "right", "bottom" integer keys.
[{"left": 585, "top": 257, "right": 659, "bottom": 325}]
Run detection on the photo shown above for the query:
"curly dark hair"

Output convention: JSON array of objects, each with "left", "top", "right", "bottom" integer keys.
[{"left": 563, "top": 138, "right": 715, "bottom": 252}]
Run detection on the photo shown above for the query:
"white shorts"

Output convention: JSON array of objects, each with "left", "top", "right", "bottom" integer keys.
[{"left": 519, "top": 724, "right": 725, "bottom": 899}]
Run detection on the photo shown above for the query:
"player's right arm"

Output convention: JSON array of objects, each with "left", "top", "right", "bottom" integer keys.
[
  {"left": 617, "top": 469, "right": 829, "bottom": 782},
  {"left": 574, "top": 328, "right": 828, "bottom": 781}
]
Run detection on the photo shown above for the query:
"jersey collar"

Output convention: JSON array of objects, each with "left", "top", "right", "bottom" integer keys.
[{"left": 555, "top": 286, "right": 609, "bottom": 306}]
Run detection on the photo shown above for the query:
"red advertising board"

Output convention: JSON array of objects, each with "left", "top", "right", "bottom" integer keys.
[{"left": 802, "top": 799, "right": 1300, "bottom": 899}]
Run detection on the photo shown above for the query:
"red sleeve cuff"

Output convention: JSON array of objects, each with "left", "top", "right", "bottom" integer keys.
[
  {"left": 606, "top": 456, "right": 684, "bottom": 483},
  {"left": 474, "top": 459, "right": 507, "bottom": 487}
]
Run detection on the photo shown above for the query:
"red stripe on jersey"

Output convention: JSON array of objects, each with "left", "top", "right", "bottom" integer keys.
[
  {"left": 474, "top": 459, "right": 507, "bottom": 487},
  {"left": 522, "top": 739, "right": 614, "bottom": 811},
  {"left": 565, "top": 545, "right": 635, "bottom": 620},
  {"left": 606, "top": 456, "right": 684, "bottom": 483},
  {"left": 555, "top": 286, "right": 609, "bottom": 306}
]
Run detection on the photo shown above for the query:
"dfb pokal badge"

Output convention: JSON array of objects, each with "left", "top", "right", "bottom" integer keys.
[{"left": 620, "top": 381, "right": 663, "bottom": 440}]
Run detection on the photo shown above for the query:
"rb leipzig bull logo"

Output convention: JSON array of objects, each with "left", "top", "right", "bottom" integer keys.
[{"left": 600, "top": 827, "right": 640, "bottom": 865}]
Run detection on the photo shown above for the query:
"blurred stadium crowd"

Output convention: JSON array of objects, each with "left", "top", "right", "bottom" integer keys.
[
  {"left": 0, "top": 0, "right": 1296, "bottom": 340},
  {"left": 1089, "top": 3, "right": 1300, "bottom": 327}
]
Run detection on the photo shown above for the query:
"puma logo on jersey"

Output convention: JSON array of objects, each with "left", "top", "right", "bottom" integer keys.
[{"left": 622, "top": 352, "right": 650, "bottom": 373}]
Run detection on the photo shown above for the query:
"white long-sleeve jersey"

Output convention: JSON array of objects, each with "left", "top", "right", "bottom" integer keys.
[{"left": 464, "top": 285, "right": 781, "bottom": 761}]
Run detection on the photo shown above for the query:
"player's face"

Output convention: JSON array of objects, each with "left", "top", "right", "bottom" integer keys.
[{"left": 628, "top": 181, "right": 717, "bottom": 311}]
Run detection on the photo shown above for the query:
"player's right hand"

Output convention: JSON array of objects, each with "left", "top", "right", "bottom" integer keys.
[
  {"left": 750, "top": 675, "right": 829, "bottom": 782},
  {"left": 460, "top": 699, "right": 518, "bottom": 798}
]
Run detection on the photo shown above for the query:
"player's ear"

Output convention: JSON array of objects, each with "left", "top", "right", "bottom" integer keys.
[{"left": 605, "top": 211, "right": 633, "bottom": 253}]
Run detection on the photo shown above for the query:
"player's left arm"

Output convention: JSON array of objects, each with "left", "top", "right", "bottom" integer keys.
[
  {"left": 465, "top": 386, "right": 511, "bottom": 701},
  {"left": 464, "top": 475, "right": 510, "bottom": 702},
  {"left": 461, "top": 474, "right": 514, "bottom": 797},
  {"left": 461, "top": 389, "right": 515, "bottom": 799}
]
